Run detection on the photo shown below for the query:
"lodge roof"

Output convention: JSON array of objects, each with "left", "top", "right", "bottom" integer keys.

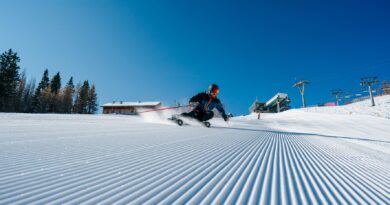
[{"left": 101, "top": 101, "right": 161, "bottom": 107}]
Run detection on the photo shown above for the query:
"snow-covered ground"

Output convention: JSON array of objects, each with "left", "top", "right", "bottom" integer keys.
[
  {"left": 237, "top": 95, "right": 390, "bottom": 142},
  {"left": 0, "top": 96, "right": 389, "bottom": 204},
  {"left": 303, "top": 95, "right": 390, "bottom": 119}
]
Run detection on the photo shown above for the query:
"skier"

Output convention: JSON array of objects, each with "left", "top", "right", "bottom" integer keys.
[{"left": 182, "top": 84, "right": 229, "bottom": 122}]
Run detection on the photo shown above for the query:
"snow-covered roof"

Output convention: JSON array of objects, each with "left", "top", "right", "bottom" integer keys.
[
  {"left": 101, "top": 101, "right": 161, "bottom": 107},
  {"left": 265, "top": 93, "right": 288, "bottom": 107}
]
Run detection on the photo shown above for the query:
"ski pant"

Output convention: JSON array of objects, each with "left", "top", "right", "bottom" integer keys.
[{"left": 182, "top": 110, "right": 214, "bottom": 122}]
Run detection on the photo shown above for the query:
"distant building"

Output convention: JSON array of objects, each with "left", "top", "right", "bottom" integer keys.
[
  {"left": 324, "top": 102, "right": 336, "bottom": 106},
  {"left": 101, "top": 101, "right": 161, "bottom": 115},
  {"left": 265, "top": 93, "right": 291, "bottom": 112},
  {"left": 249, "top": 93, "right": 291, "bottom": 113},
  {"left": 249, "top": 99, "right": 266, "bottom": 113}
]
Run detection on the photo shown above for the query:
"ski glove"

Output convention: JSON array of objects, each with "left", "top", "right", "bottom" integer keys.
[{"left": 222, "top": 113, "right": 229, "bottom": 122}]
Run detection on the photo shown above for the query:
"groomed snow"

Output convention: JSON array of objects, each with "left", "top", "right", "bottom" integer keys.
[{"left": 0, "top": 96, "right": 389, "bottom": 204}]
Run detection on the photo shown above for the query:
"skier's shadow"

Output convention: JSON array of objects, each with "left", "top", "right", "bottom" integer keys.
[{"left": 212, "top": 126, "right": 390, "bottom": 144}]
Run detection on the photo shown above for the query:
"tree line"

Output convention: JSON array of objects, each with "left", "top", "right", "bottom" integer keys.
[{"left": 0, "top": 49, "right": 98, "bottom": 114}]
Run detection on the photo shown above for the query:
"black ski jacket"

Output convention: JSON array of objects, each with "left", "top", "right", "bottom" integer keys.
[{"left": 189, "top": 92, "right": 226, "bottom": 116}]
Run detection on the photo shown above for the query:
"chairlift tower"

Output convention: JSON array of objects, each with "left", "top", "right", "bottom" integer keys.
[
  {"left": 293, "top": 80, "right": 309, "bottom": 108},
  {"left": 360, "top": 77, "right": 378, "bottom": 106},
  {"left": 331, "top": 89, "right": 342, "bottom": 106}
]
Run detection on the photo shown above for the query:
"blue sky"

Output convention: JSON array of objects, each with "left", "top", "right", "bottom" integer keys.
[{"left": 1, "top": 0, "right": 389, "bottom": 115}]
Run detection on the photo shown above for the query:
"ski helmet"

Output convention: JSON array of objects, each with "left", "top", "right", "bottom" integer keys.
[{"left": 208, "top": 84, "right": 219, "bottom": 94}]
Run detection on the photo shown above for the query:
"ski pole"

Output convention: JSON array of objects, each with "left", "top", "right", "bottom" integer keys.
[{"left": 137, "top": 105, "right": 189, "bottom": 114}]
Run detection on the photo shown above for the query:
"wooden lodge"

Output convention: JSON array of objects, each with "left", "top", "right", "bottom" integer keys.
[{"left": 101, "top": 101, "right": 161, "bottom": 115}]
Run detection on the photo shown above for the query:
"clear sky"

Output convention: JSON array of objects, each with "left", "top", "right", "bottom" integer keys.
[{"left": 1, "top": 0, "right": 389, "bottom": 115}]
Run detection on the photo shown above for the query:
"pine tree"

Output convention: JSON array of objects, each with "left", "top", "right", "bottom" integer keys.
[
  {"left": 0, "top": 49, "right": 21, "bottom": 112},
  {"left": 74, "top": 80, "right": 89, "bottom": 113},
  {"left": 87, "top": 84, "right": 98, "bottom": 114},
  {"left": 81, "top": 80, "right": 89, "bottom": 113},
  {"left": 32, "top": 69, "right": 50, "bottom": 113},
  {"left": 50, "top": 72, "right": 61, "bottom": 94},
  {"left": 63, "top": 77, "right": 74, "bottom": 113},
  {"left": 48, "top": 72, "right": 61, "bottom": 112}
]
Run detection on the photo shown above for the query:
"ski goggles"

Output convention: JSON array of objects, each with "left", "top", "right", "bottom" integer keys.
[{"left": 211, "top": 88, "right": 219, "bottom": 94}]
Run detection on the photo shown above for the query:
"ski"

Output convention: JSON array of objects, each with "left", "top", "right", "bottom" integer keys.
[{"left": 168, "top": 114, "right": 211, "bottom": 128}]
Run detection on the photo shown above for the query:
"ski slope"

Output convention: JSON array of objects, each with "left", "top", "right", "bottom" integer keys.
[
  {"left": 302, "top": 95, "right": 390, "bottom": 119},
  {"left": 0, "top": 96, "right": 389, "bottom": 204}
]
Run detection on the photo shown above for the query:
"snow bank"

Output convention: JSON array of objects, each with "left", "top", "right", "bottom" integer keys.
[
  {"left": 301, "top": 95, "right": 390, "bottom": 119},
  {"left": 237, "top": 95, "right": 390, "bottom": 141}
]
